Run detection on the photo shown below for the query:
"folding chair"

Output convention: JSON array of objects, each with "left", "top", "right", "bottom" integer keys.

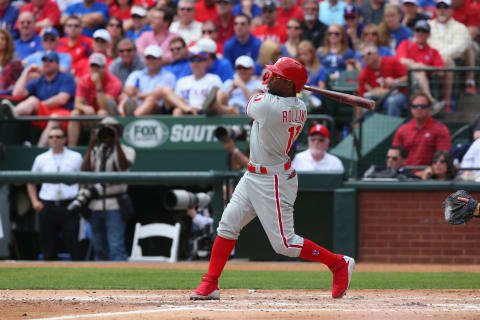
[{"left": 128, "top": 222, "right": 181, "bottom": 263}]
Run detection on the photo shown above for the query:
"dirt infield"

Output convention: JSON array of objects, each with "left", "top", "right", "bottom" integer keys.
[{"left": 1, "top": 261, "right": 480, "bottom": 320}]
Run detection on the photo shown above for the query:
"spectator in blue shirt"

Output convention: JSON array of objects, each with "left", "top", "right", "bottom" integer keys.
[
  {"left": 354, "top": 23, "right": 393, "bottom": 67},
  {"left": 14, "top": 11, "right": 43, "bottom": 61},
  {"left": 163, "top": 37, "right": 192, "bottom": 79},
  {"left": 197, "top": 38, "right": 234, "bottom": 82},
  {"left": 5, "top": 52, "right": 76, "bottom": 146},
  {"left": 233, "top": 0, "right": 262, "bottom": 29},
  {"left": 223, "top": 13, "right": 262, "bottom": 69},
  {"left": 318, "top": 24, "right": 358, "bottom": 80},
  {"left": 125, "top": 6, "right": 151, "bottom": 42},
  {"left": 25, "top": 27, "right": 72, "bottom": 73},
  {"left": 109, "top": 45, "right": 176, "bottom": 116},
  {"left": 378, "top": 4, "right": 412, "bottom": 51},
  {"left": 62, "top": 0, "right": 109, "bottom": 37},
  {"left": 319, "top": 0, "right": 347, "bottom": 26},
  {"left": 0, "top": 0, "right": 19, "bottom": 35}
]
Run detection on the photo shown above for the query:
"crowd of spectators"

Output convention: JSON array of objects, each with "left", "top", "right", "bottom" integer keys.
[{"left": 1, "top": 0, "right": 477, "bottom": 134}]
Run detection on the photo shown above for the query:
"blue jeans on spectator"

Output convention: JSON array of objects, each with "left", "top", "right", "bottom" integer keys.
[
  {"left": 382, "top": 92, "right": 408, "bottom": 117},
  {"left": 90, "top": 209, "right": 127, "bottom": 261}
]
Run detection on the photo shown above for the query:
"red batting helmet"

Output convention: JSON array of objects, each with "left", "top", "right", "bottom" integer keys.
[{"left": 265, "top": 57, "right": 308, "bottom": 93}]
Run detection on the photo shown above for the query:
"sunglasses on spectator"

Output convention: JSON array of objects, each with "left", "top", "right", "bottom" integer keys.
[
  {"left": 66, "top": 24, "right": 80, "bottom": 28},
  {"left": 48, "top": 135, "right": 64, "bottom": 139},
  {"left": 235, "top": 66, "right": 250, "bottom": 70},
  {"left": 145, "top": 55, "right": 159, "bottom": 60},
  {"left": 94, "top": 38, "right": 108, "bottom": 44},
  {"left": 436, "top": 4, "right": 450, "bottom": 9},
  {"left": 190, "top": 56, "right": 206, "bottom": 62},
  {"left": 170, "top": 46, "right": 184, "bottom": 52},
  {"left": 309, "top": 137, "right": 326, "bottom": 143},
  {"left": 327, "top": 31, "right": 341, "bottom": 36},
  {"left": 43, "top": 37, "right": 56, "bottom": 42},
  {"left": 179, "top": 7, "right": 193, "bottom": 11},
  {"left": 119, "top": 48, "right": 134, "bottom": 53},
  {"left": 234, "top": 21, "right": 248, "bottom": 26},
  {"left": 202, "top": 29, "right": 215, "bottom": 34},
  {"left": 41, "top": 58, "right": 57, "bottom": 62},
  {"left": 90, "top": 63, "right": 102, "bottom": 68},
  {"left": 361, "top": 50, "right": 376, "bottom": 58},
  {"left": 344, "top": 16, "right": 356, "bottom": 20},
  {"left": 287, "top": 25, "right": 301, "bottom": 30},
  {"left": 131, "top": 14, "right": 143, "bottom": 19},
  {"left": 411, "top": 104, "right": 429, "bottom": 109},
  {"left": 108, "top": 23, "right": 121, "bottom": 28},
  {"left": 432, "top": 159, "right": 447, "bottom": 164},
  {"left": 386, "top": 156, "right": 399, "bottom": 161}
]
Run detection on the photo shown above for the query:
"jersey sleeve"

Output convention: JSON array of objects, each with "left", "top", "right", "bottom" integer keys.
[{"left": 245, "top": 92, "right": 268, "bottom": 121}]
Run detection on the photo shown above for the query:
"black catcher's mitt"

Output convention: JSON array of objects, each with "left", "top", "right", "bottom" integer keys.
[{"left": 443, "top": 190, "right": 480, "bottom": 225}]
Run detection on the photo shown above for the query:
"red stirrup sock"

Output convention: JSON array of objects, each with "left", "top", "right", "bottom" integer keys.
[
  {"left": 299, "top": 238, "right": 338, "bottom": 267},
  {"left": 207, "top": 235, "right": 236, "bottom": 279}
]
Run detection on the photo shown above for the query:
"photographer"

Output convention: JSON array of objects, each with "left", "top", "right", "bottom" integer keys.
[
  {"left": 27, "top": 126, "right": 84, "bottom": 260},
  {"left": 80, "top": 117, "right": 136, "bottom": 261},
  {"left": 214, "top": 125, "right": 250, "bottom": 171}
]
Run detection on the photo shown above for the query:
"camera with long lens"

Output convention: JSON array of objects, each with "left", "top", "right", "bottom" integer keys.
[
  {"left": 96, "top": 125, "right": 116, "bottom": 144},
  {"left": 164, "top": 189, "right": 212, "bottom": 210},
  {"left": 214, "top": 125, "right": 247, "bottom": 143},
  {"left": 67, "top": 185, "right": 100, "bottom": 212}
]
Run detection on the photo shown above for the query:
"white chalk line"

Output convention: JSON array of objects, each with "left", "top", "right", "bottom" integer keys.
[{"left": 28, "top": 304, "right": 480, "bottom": 320}]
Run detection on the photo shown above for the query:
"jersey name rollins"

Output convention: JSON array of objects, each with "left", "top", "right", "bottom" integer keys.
[{"left": 282, "top": 109, "right": 306, "bottom": 124}]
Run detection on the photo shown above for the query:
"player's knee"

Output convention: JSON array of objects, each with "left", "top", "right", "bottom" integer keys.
[
  {"left": 271, "top": 243, "right": 297, "bottom": 257},
  {"left": 217, "top": 222, "right": 240, "bottom": 240}
]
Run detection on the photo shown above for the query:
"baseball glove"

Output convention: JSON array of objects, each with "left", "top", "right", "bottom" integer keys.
[{"left": 443, "top": 190, "right": 480, "bottom": 225}]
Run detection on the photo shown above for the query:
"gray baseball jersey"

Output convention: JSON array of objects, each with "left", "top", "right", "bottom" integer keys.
[{"left": 217, "top": 92, "right": 308, "bottom": 258}]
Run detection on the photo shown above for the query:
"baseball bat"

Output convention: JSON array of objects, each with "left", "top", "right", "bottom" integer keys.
[{"left": 303, "top": 85, "right": 376, "bottom": 110}]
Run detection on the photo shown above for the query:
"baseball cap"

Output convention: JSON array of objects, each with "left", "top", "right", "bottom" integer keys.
[
  {"left": 436, "top": 0, "right": 451, "bottom": 6},
  {"left": 131, "top": 5, "right": 147, "bottom": 17},
  {"left": 89, "top": 53, "right": 107, "bottom": 67},
  {"left": 402, "top": 0, "right": 418, "bottom": 5},
  {"left": 309, "top": 124, "right": 330, "bottom": 138},
  {"left": 41, "top": 51, "right": 59, "bottom": 62},
  {"left": 41, "top": 27, "right": 59, "bottom": 38},
  {"left": 235, "top": 55, "right": 254, "bottom": 68},
  {"left": 414, "top": 20, "right": 430, "bottom": 32},
  {"left": 344, "top": 4, "right": 357, "bottom": 16},
  {"left": 144, "top": 45, "right": 163, "bottom": 58},
  {"left": 196, "top": 38, "right": 217, "bottom": 54},
  {"left": 189, "top": 46, "right": 208, "bottom": 61},
  {"left": 263, "top": 0, "right": 276, "bottom": 10},
  {"left": 93, "top": 29, "right": 111, "bottom": 43}
]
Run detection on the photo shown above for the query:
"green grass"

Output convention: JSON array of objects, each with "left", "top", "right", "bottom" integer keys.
[{"left": 1, "top": 268, "right": 480, "bottom": 290}]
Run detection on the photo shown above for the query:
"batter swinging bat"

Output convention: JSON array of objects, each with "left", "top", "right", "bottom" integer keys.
[{"left": 304, "top": 85, "right": 376, "bottom": 111}]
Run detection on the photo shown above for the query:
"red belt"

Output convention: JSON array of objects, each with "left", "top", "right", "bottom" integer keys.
[{"left": 247, "top": 161, "right": 291, "bottom": 174}]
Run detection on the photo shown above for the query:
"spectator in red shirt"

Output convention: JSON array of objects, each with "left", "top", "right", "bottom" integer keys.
[
  {"left": 68, "top": 53, "right": 122, "bottom": 146},
  {"left": 252, "top": 0, "right": 287, "bottom": 44},
  {"left": 214, "top": 0, "right": 236, "bottom": 46},
  {"left": 358, "top": 42, "right": 408, "bottom": 117},
  {"left": 392, "top": 92, "right": 451, "bottom": 166},
  {"left": 396, "top": 20, "right": 447, "bottom": 114},
  {"left": 194, "top": 0, "right": 217, "bottom": 23},
  {"left": 57, "top": 16, "right": 93, "bottom": 71},
  {"left": 19, "top": 0, "right": 61, "bottom": 33},
  {"left": 110, "top": 0, "right": 133, "bottom": 23},
  {"left": 277, "top": 0, "right": 303, "bottom": 26},
  {"left": 74, "top": 29, "right": 113, "bottom": 79},
  {"left": 452, "top": 0, "right": 480, "bottom": 39}
]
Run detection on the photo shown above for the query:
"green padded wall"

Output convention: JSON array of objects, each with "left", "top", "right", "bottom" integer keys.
[{"left": 329, "top": 113, "right": 405, "bottom": 177}]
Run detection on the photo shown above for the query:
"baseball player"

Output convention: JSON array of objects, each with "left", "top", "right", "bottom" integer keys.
[{"left": 190, "top": 57, "right": 355, "bottom": 300}]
